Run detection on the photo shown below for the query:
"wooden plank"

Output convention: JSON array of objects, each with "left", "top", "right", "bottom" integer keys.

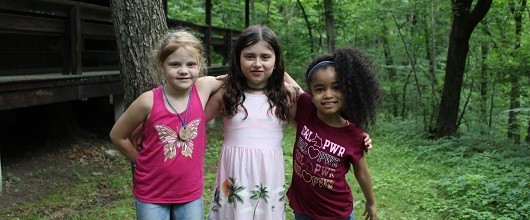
[
  {"left": 0, "top": 0, "right": 111, "bottom": 22},
  {"left": 0, "top": 73, "right": 122, "bottom": 110},
  {"left": 81, "top": 22, "right": 115, "bottom": 38},
  {"left": 0, "top": 153, "right": 2, "bottom": 196},
  {"left": 69, "top": 5, "right": 82, "bottom": 75},
  {"left": 0, "top": 0, "right": 71, "bottom": 18},
  {"left": 0, "top": 13, "right": 67, "bottom": 35}
]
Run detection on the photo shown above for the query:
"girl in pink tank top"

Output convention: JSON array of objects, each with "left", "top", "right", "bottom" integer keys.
[{"left": 109, "top": 30, "right": 225, "bottom": 220}]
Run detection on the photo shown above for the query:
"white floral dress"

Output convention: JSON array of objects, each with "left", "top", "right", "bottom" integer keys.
[{"left": 208, "top": 92, "right": 287, "bottom": 220}]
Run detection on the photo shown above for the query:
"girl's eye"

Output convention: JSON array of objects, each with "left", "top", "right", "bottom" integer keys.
[{"left": 187, "top": 63, "right": 197, "bottom": 68}]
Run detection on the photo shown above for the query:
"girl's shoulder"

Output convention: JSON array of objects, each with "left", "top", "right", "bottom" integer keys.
[{"left": 135, "top": 89, "right": 155, "bottom": 108}]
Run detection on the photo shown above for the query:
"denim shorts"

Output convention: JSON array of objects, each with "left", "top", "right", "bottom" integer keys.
[
  {"left": 294, "top": 212, "right": 354, "bottom": 220},
  {"left": 135, "top": 197, "right": 203, "bottom": 220}
]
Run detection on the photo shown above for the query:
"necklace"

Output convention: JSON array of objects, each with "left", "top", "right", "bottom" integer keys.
[
  {"left": 162, "top": 85, "right": 192, "bottom": 141},
  {"left": 246, "top": 85, "right": 266, "bottom": 91}
]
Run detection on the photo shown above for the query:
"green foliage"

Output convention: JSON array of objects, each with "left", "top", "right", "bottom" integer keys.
[
  {"left": 4, "top": 172, "right": 21, "bottom": 184},
  {"left": 374, "top": 119, "right": 530, "bottom": 219}
]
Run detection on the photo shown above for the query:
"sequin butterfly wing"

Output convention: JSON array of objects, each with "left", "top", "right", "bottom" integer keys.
[
  {"left": 154, "top": 124, "right": 179, "bottom": 162},
  {"left": 175, "top": 118, "right": 201, "bottom": 158}
]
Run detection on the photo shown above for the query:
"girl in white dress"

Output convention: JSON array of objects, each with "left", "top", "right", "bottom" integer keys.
[{"left": 205, "top": 25, "right": 293, "bottom": 220}]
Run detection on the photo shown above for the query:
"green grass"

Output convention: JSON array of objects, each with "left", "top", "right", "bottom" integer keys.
[{"left": 2, "top": 119, "right": 528, "bottom": 219}]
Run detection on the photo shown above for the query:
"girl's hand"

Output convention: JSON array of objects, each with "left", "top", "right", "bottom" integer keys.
[
  {"left": 362, "top": 202, "right": 377, "bottom": 220},
  {"left": 129, "top": 124, "right": 144, "bottom": 151},
  {"left": 284, "top": 82, "right": 301, "bottom": 104},
  {"left": 363, "top": 132, "right": 373, "bottom": 153},
  {"left": 215, "top": 74, "right": 228, "bottom": 83}
]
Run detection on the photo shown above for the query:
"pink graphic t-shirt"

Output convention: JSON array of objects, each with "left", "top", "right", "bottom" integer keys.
[
  {"left": 133, "top": 85, "right": 206, "bottom": 204},
  {"left": 287, "top": 93, "right": 365, "bottom": 219}
]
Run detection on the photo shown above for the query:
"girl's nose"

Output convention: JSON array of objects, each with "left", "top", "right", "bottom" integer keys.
[
  {"left": 253, "top": 60, "right": 262, "bottom": 68},
  {"left": 178, "top": 67, "right": 188, "bottom": 75}
]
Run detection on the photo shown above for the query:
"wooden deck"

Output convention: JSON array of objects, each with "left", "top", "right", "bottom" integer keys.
[{"left": 0, "top": 71, "right": 121, "bottom": 110}]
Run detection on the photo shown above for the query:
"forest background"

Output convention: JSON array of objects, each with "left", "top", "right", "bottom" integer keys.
[
  {"left": 1, "top": 0, "right": 528, "bottom": 219},
  {"left": 169, "top": 1, "right": 528, "bottom": 218}
]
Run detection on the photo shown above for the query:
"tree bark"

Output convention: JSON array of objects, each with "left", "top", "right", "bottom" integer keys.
[
  {"left": 110, "top": 0, "right": 168, "bottom": 107},
  {"left": 324, "top": 0, "right": 335, "bottom": 52},
  {"left": 435, "top": 0, "right": 492, "bottom": 138}
]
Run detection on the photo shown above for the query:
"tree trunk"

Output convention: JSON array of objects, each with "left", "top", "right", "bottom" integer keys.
[
  {"left": 479, "top": 40, "right": 489, "bottom": 125},
  {"left": 110, "top": 0, "right": 168, "bottom": 107},
  {"left": 423, "top": 11, "right": 438, "bottom": 127},
  {"left": 296, "top": 0, "right": 314, "bottom": 53},
  {"left": 435, "top": 0, "right": 492, "bottom": 138},
  {"left": 526, "top": 120, "right": 530, "bottom": 144},
  {"left": 324, "top": 0, "right": 335, "bottom": 52},
  {"left": 506, "top": 0, "right": 526, "bottom": 143},
  {"left": 379, "top": 24, "right": 399, "bottom": 117}
]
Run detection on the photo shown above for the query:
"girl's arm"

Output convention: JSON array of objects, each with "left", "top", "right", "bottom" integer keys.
[
  {"left": 195, "top": 75, "right": 226, "bottom": 108},
  {"left": 353, "top": 157, "right": 377, "bottom": 220},
  {"left": 284, "top": 72, "right": 303, "bottom": 125},
  {"left": 204, "top": 88, "right": 224, "bottom": 122},
  {"left": 109, "top": 92, "right": 152, "bottom": 163}
]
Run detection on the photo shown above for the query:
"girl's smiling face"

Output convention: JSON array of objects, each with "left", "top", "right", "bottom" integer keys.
[
  {"left": 161, "top": 47, "right": 200, "bottom": 91},
  {"left": 239, "top": 41, "right": 276, "bottom": 89},
  {"left": 309, "top": 66, "right": 344, "bottom": 121}
]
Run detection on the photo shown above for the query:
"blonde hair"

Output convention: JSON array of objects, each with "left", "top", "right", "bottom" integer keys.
[{"left": 152, "top": 30, "right": 207, "bottom": 78}]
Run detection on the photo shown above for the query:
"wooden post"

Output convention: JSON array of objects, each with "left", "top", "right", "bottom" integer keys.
[
  {"left": 245, "top": 0, "right": 249, "bottom": 27},
  {"left": 205, "top": 0, "right": 212, "bottom": 66},
  {"left": 113, "top": 94, "right": 125, "bottom": 122},
  {"left": 0, "top": 152, "right": 3, "bottom": 196},
  {"left": 70, "top": 4, "right": 82, "bottom": 75}
]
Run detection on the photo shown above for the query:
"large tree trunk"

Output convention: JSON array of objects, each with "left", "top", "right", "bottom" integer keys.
[
  {"left": 324, "top": 0, "right": 335, "bottom": 52},
  {"left": 110, "top": 0, "right": 168, "bottom": 107},
  {"left": 435, "top": 0, "right": 492, "bottom": 138}
]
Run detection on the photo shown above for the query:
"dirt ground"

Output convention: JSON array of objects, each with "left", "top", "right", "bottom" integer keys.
[
  {"left": 0, "top": 134, "right": 118, "bottom": 209},
  {"left": 0, "top": 99, "right": 122, "bottom": 213}
]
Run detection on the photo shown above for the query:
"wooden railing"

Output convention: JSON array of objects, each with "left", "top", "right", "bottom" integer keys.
[
  {"left": 0, "top": 0, "right": 240, "bottom": 111},
  {"left": 0, "top": 0, "right": 240, "bottom": 77}
]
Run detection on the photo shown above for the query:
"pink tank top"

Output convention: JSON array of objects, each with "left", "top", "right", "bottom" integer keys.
[{"left": 133, "top": 85, "right": 206, "bottom": 204}]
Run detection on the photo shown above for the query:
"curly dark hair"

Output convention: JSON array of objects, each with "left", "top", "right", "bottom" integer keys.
[
  {"left": 222, "top": 25, "right": 289, "bottom": 121},
  {"left": 305, "top": 47, "right": 381, "bottom": 129}
]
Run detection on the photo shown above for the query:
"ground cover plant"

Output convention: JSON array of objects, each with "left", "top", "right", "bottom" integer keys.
[{"left": 0, "top": 119, "right": 528, "bottom": 219}]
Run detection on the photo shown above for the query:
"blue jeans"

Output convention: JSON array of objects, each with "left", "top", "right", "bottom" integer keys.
[
  {"left": 135, "top": 198, "right": 203, "bottom": 220},
  {"left": 294, "top": 212, "right": 354, "bottom": 220}
]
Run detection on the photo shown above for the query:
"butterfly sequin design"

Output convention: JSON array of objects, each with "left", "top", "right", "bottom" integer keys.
[{"left": 154, "top": 118, "right": 201, "bottom": 161}]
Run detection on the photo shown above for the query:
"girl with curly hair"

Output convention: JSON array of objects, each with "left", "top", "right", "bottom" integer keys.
[{"left": 286, "top": 47, "right": 381, "bottom": 220}]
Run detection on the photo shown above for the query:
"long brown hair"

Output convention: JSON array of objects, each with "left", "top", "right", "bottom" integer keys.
[{"left": 222, "top": 25, "right": 289, "bottom": 121}]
